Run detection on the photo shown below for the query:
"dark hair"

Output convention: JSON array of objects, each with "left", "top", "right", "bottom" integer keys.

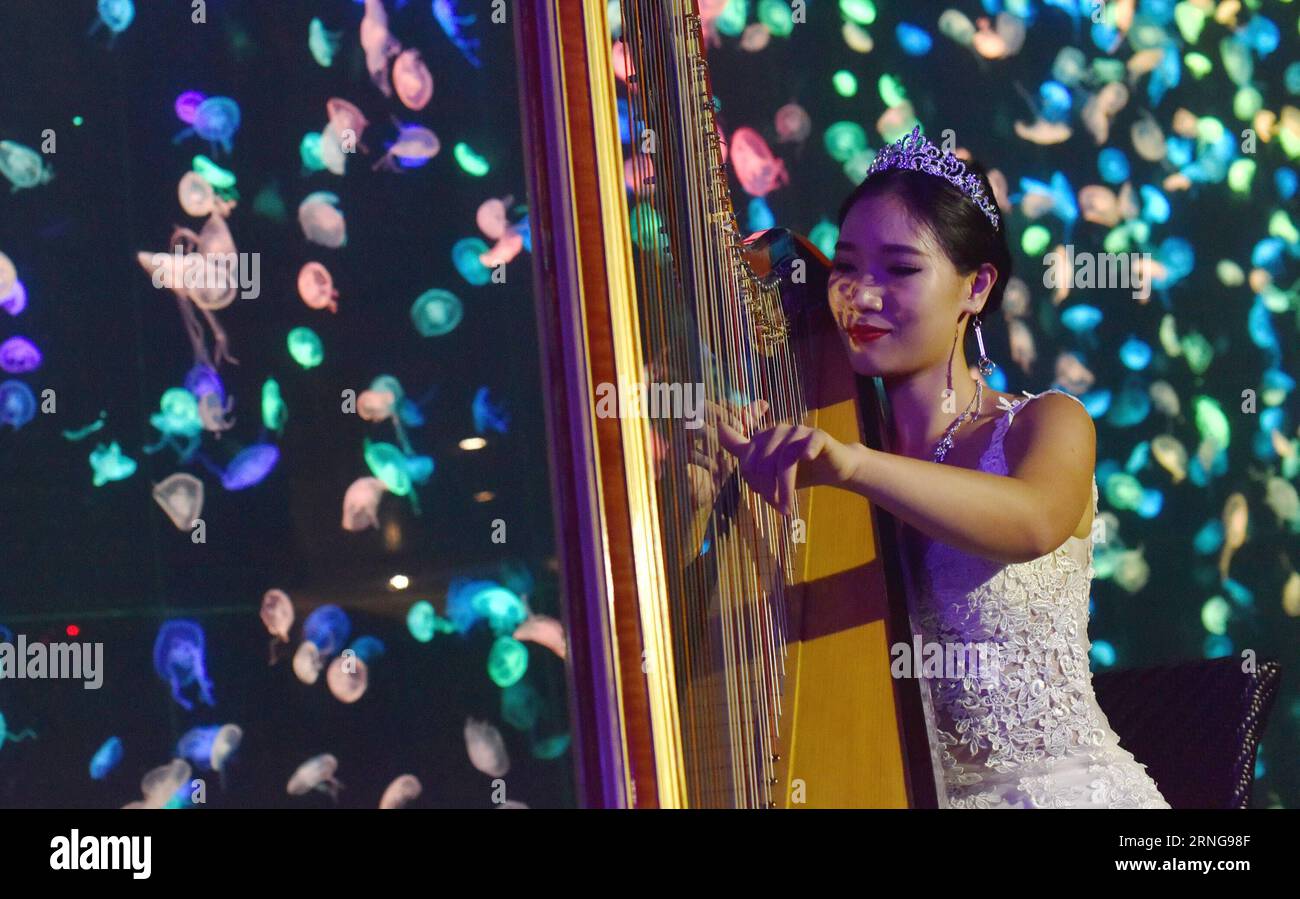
[{"left": 835, "top": 159, "right": 1012, "bottom": 319}]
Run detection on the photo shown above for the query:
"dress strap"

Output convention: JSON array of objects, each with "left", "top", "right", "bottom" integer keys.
[{"left": 979, "top": 388, "right": 1087, "bottom": 476}]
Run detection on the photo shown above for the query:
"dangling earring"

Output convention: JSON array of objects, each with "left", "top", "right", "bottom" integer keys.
[{"left": 974, "top": 314, "right": 996, "bottom": 377}]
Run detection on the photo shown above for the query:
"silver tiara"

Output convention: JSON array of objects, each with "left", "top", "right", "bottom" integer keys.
[{"left": 865, "top": 126, "right": 1001, "bottom": 231}]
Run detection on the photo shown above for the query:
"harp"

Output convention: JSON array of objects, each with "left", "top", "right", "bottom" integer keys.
[{"left": 516, "top": 0, "right": 941, "bottom": 808}]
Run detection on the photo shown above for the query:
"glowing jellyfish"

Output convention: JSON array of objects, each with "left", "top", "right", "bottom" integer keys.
[
  {"left": 938, "top": 8, "right": 975, "bottom": 46},
  {"left": 178, "top": 170, "right": 232, "bottom": 218},
  {"left": 410, "top": 288, "right": 464, "bottom": 337},
  {"left": 325, "top": 98, "right": 370, "bottom": 151},
  {"left": 393, "top": 49, "right": 434, "bottom": 110},
  {"left": 303, "top": 605, "right": 351, "bottom": 658},
  {"left": 124, "top": 759, "right": 191, "bottom": 809},
  {"left": 433, "top": 0, "right": 483, "bottom": 68},
  {"left": 205, "top": 443, "right": 278, "bottom": 491},
  {"left": 357, "top": 389, "right": 396, "bottom": 423},
  {"left": 287, "top": 753, "right": 342, "bottom": 801},
  {"left": 452, "top": 238, "right": 492, "bottom": 285},
  {"left": 88, "top": 0, "right": 134, "bottom": 42},
  {"left": 287, "top": 326, "right": 324, "bottom": 369},
  {"left": 0, "top": 275, "right": 29, "bottom": 315},
  {"left": 297, "top": 262, "right": 339, "bottom": 313},
  {"left": 472, "top": 386, "right": 509, "bottom": 434},
  {"left": 177, "top": 724, "right": 242, "bottom": 778},
  {"left": 144, "top": 388, "right": 201, "bottom": 461},
  {"left": 89, "top": 442, "right": 137, "bottom": 487},
  {"left": 0, "top": 250, "right": 17, "bottom": 296},
  {"left": 173, "top": 97, "right": 241, "bottom": 156},
  {"left": 90, "top": 737, "right": 124, "bottom": 780},
  {"left": 372, "top": 124, "right": 441, "bottom": 172},
  {"left": 502, "top": 681, "right": 541, "bottom": 730},
  {"left": 407, "top": 600, "right": 454, "bottom": 642},
  {"left": 728, "top": 127, "right": 789, "bottom": 197},
  {"left": 300, "top": 132, "right": 326, "bottom": 173},
  {"left": 0, "top": 141, "right": 53, "bottom": 192},
  {"left": 0, "top": 380, "right": 36, "bottom": 430},
  {"left": 464, "top": 718, "right": 509, "bottom": 778},
  {"left": 774, "top": 103, "right": 811, "bottom": 143},
  {"left": 326, "top": 651, "right": 368, "bottom": 703},
  {"left": 1131, "top": 114, "right": 1167, "bottom": 162},
  {"left": 360, "top": 0, "right": 401, "bottom": 96},
  {"left": 308, "top": 17, "right": 342, "bottom": 67},
  {"left": 488, "top": 636, "right": 528, "bottom": 688},
  {"left": 453, "top": 142, "right": 490, "bottom": 176},
  {"left": 0, "top": 711, "right": 36, "bottom": 751},
  {"left": 362, "top": 441, "right": 407, "bottom": 495},
  {"left": 293, "top": 641, "right": 323, "bottom": 684},
  {"left": 0, "top": 336, "right": 40, "bottom": 373},
  {"left": 262, "top": 378, "right": 287, "bottom": 433},
  {"left": 152, "top": 619, "right": 215, "bottom": 711},
  {"left": 379, "top": 774, "right": 422, "bottom": 809},
  {"left": 342, "top": 476, "right": 387, "bottom": 531},
  {"left": 514, "top": 613, "right": 567, "bottom": 660},
  {"left": 1078, "top": 185, "right": 1120, "bottom": 227},
  {"left": 298, "top": 192, "right": 347, "bottom": 248},
  {"left": 261, "top": 589, "right": 295, "bottom": 662},
  {"left": 895, "top": 22, "right": 932, "bottom": 55},
  {"left": 152, "top": 473, "right": 203, "bottom": 530}
]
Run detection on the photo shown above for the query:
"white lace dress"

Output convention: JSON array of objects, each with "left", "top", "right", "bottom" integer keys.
[{"left": 911, "top": 388, "right": 1170, "bottom": 809}]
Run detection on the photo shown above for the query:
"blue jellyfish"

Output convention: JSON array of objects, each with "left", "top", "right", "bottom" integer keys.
[
  {"left": 184, "top": 363, "right": 225, "bottom": 407},
  {"left": 1097, "top": 148, "right": 1129, "bottom": 185},
  {"left": 303, "top": 605, "right": 351, "bottom": 658},
  {"left": 202, "top": 443, "right": 280, "bottom": 490},
  {"left": 152, "top": 619, "right": 215, "bottom": 711},
  {"left": 1060, "top": 304, "right": 1102, "bottom": 334},
  {"left": 501, "top": 680, "right": 541, "bottom": 731},
  {"left": 432, "top": 0, "right": 483, "bottom": 68},
  {"left": 88, "top": 0, "right": 134, "bottom": 45},
  {"left": 472, "top": 386, "right": 509, "bottom": 435},
  {"left": 451, "top": 239, "right": 492, "bottom": 285},
  {"left": 1118, "top": 336, "right": 1152, "bottom": 371},
  {"left": 173, "top": 97, "right": 241, "bottom": 156},
  {"left": 89, "top": 736, "right": 124, "bottom": 780},
  {"left": 895, "top": 22, "right": 932, "bottom": 56},
  {"left": 0, "top": 379, "right": 36, "bottom": 430},
  {"left": 1276, "top": 168, "right": 1298, "bottom": 202},
  {"left": 0, "top": 711, "right": 36, "bottom": 750},
  {"left": 1038, "top": 81, "right": 1072, "bottom": 122},
  {"left": 349, "top": 636, "right": 385, "bottom": 663},
  {"left": 176, "top": 724, "right": 241, "bottom": 784}
]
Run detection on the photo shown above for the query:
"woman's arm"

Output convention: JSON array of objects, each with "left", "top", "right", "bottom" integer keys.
[{"left": 714, "top": 393, "right": 1096, "bottom": 565}]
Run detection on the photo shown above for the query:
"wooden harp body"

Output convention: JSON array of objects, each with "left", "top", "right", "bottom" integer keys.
[{"left": 515, "top": 0, "right": 940, "bottom": 808}]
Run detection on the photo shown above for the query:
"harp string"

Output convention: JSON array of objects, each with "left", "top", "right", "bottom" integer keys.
[{"left": 618, "top": 0, "right": 807, "bottom": 807}]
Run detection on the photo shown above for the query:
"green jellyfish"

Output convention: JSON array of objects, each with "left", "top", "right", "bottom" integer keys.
[
  {"left": 452, "top": 142, "right": 490, "bottom": 176},
  {"left": 89, "top": 442, "right": 137, "bottom": 487},
  {"left": 262, "top": 378, "right": 287, "bottom": 432},
  {"left": 487, "top": 636, "right": 528, "bottom": 688},
  {"left": 287, "top": 327, "right": 323, "bottom": 369}
]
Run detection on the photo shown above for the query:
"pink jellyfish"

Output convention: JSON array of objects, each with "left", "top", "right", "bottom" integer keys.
[
  {"left": 727, "top": 127, "right": 788, "bottom": 197},
  {"left": 293, "top": 641, "right": 323, "bottom": 684},
  {"left": 261, "top": 589, "right": 294, "bottom": 664},
  {"left": 297, "top": 262, "right": 339, "bottom": 313},
  {"left": 513, "top": 613, "right": 566, "bottom": 660},
  {"left": 326, "top": 652, "right": 368, "bottom": 703},
  {"left": 299, "top": 192, "right": 347, "bottom": 248},
  {"left": 287, "top": 754, "right": 343, "bottom": 801},
  {"left": 357, "top": 389, "right": 397, "bottom": 423},
  {"left": 152, "top": 472, "right": 204, "bottom": 530},
  {"left": 464, "top": 718, "right": 509, "bottom": 778},
  {"left": 1078, "top": 185, "right": 1120, "bottom": 226},
  {"left": 123, "top": 759, "right": 192, "bottom": 809},
  {"left": 624, "top": 153, "right": 655, "bottom": 195},
  {"left": 325, "top": 98, "right": 370, "bottom": 152},
  {"left": 379, "top": 774, "right": 422, "bottom": 809},
  {"left": 342, "top": 477, "right": 388, "bottom": 531},
  {"left": 393, "top": 49, "right": 433, "bottom": 111},
  {"left": 476, "top": 196, "right": 526, "bottom": 266},
  {"left": 773, "top": 103, "right": 811, "bottom": 144},
  {"left": 360, "top": 0, "right": 401, "bottom": 97},
  {"left": 178, "top": 171, "right": 234, "bottom": 218}
]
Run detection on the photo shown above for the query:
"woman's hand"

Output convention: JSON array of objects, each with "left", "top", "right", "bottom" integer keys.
[{"left": 708, "top": 400, "right": 864, "bottom": 516}]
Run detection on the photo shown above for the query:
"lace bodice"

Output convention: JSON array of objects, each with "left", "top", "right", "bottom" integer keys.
[{"left": 911, "top": 388, "right": 1169, "bottom": 808}]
